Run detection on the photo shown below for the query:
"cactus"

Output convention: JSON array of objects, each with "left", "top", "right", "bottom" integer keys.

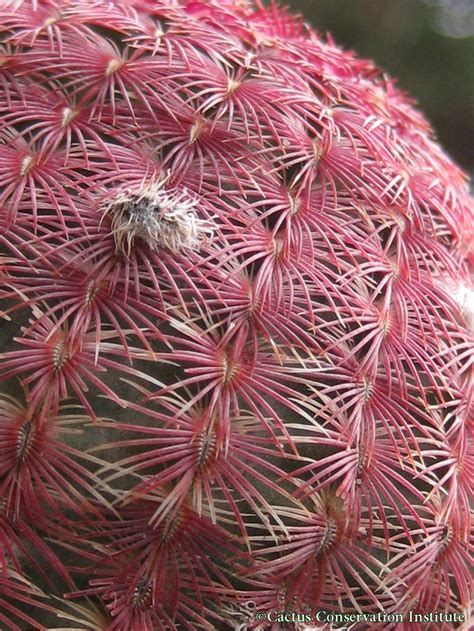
[{"left": 0, "top": 0, "right": 472, "bottom": 629}]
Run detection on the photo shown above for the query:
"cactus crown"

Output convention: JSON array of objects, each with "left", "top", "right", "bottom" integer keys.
[{"left": 0, "top": 0, "right": 472, "bottom": 629}]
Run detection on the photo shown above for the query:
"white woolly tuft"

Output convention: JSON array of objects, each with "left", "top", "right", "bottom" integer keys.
[
  {"left": 438, "top": 278, "right": 474, "bottom": 332},
  {"left": 451, "top": 282, "right": 474, "bottom": 332},
  {"left": 101, "top": 177, "right": 212, "bottom": 257}
]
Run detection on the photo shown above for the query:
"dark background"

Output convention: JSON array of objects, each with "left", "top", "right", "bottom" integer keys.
[{"left": 284, "top": 0, "right": 474, "bottom": 174}]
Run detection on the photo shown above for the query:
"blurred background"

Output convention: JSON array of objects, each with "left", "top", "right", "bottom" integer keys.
[{"left": 284, "top": 0, "right": 474, "bottom": 173}]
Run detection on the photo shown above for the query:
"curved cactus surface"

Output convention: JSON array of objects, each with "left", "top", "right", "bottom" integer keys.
[{"left": 0, "top": 1, "right": 473, "bottom": 629}]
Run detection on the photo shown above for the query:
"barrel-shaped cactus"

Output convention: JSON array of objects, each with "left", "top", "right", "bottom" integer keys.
[{"left": 0, "top": 1, "right": 472, "bottom": 629}]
